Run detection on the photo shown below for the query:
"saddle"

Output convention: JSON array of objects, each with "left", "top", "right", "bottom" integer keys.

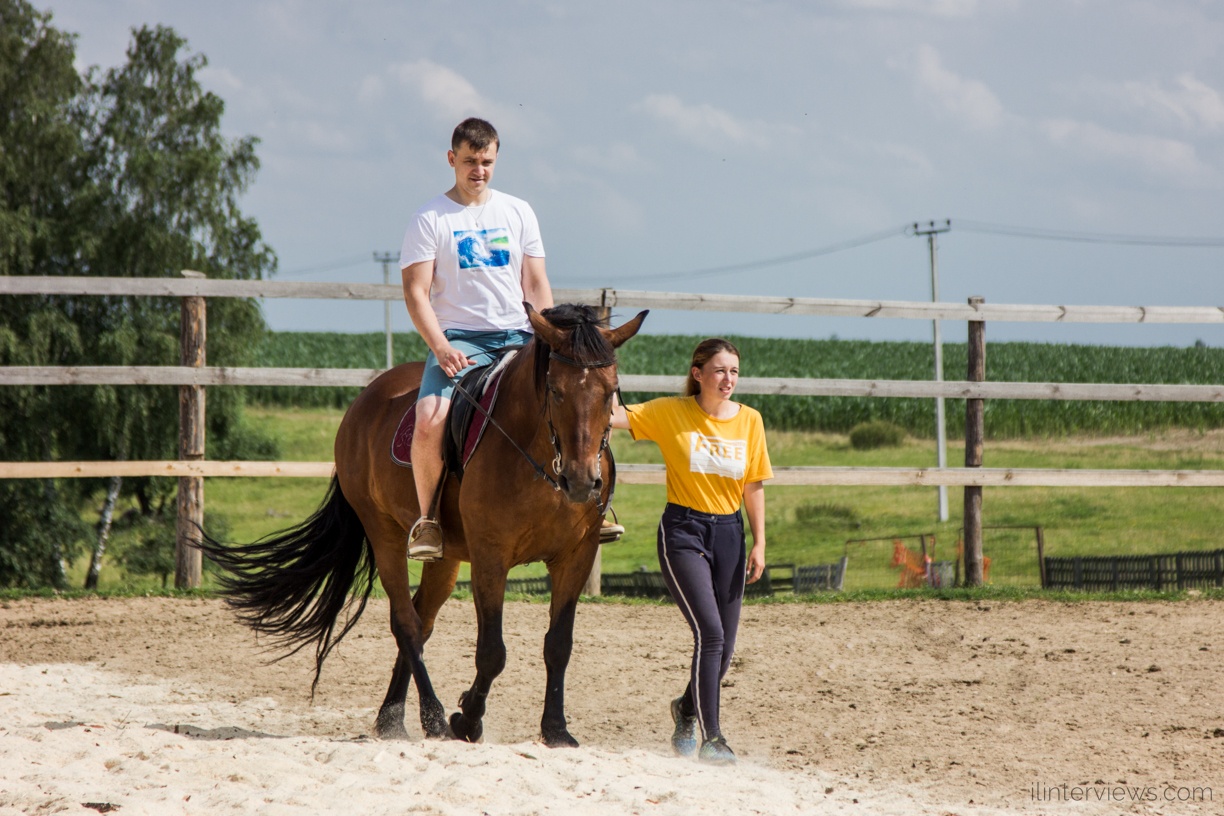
[{"left": 390, "top": 348, "right": 519, "bottom": 478}]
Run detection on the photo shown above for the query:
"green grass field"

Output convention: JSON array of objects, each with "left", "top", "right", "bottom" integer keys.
[
  {"left": 68, "top": 405, "right": 1224, "bottom": 594},
  {"left": 248, "top": 331, "right": 1224, "bottom": 437}
]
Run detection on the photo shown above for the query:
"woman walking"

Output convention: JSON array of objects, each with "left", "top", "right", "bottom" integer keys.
[{"left": 611, "top": 338, "right": 773, "bottom": 764}]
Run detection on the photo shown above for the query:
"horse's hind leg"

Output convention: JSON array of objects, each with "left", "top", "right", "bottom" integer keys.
[
  {"left": 367, "top": 521, "right": 451, "bottom": 740},
  {"left": 539, "top": 542, "right": 599, "bottom": 748},
  {"left": 409, "top": 557, "right": 461, "bottom": 735},
  {"left": 449, "top": 563, "right": 508, "bottom": 744}
]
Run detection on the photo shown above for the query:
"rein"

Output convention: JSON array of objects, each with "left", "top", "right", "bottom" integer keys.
[
  {"left": 450, "top": 346, "right": 617, "bottom": 510},
  {"left": 450, "top": 376, "right": 558, "bottom": 489}
]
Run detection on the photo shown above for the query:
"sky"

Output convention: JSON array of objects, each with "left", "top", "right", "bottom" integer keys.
[{"left": 37, "top": 0, "right": 1224, "bottom": 348}]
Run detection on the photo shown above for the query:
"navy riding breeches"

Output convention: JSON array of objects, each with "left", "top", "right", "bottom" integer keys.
[{"left": 656, "top": 502, "right": 745, "bottom": 741}]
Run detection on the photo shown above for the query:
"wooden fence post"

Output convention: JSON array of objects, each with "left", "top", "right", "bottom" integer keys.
[
  {"left": 1035, "top": 525, "right": 1046, "bottom": 588},
  {"left": 963, "top": 295, "right": 986, "bottom": 587},
  {"left": 175, "top": 271, "right": 206, "bottom": 589}
]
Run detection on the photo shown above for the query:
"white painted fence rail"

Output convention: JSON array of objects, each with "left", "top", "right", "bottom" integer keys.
[{"left": 4, "top": 275, "right": 1223, "bottom": 324}]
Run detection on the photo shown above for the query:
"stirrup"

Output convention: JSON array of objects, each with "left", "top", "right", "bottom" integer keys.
[
  {"left": 599, "top": 507, "right": 624, "bottom": 544},
  {"left": 408, "top": 517, "right": 444, "bottom": 562}
]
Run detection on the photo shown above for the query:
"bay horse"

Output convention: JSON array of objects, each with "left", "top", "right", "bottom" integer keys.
[{"left": 201, "top": 304, "right": 647, "bottom": 747}]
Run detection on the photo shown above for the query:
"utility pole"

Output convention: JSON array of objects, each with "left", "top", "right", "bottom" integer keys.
[
  {"left": 912, "top": 220, "right": 951, "bottom": 523},
  {"left": 374, "top": 252, "right": 397, "bottom": 370}
]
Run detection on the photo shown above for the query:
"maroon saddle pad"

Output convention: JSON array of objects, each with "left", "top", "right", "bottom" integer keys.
[{"left": 390, "top": 364, "right": 508, "bottom": 470}]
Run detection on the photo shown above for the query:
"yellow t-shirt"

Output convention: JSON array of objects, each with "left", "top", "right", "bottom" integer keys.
[{"left": 626, "top": 396, "right": 773, "bottom": 515}]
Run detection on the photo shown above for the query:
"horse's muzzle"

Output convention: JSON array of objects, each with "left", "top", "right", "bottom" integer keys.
[{"left": 557, "top": 468, "right": 603, "bottom": 504}]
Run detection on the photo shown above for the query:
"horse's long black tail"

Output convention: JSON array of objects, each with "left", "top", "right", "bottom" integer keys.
[{"left": 197, "top": 475, "right": 376, "bottom": 696}]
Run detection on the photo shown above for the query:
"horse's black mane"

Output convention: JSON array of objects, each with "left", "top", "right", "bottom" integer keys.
[{"left": 532, "top": 304, "right": 614, "bottom": 389}]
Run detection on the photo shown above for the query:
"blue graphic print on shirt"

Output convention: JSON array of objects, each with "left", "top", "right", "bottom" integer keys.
[{"left": 455, "top": 228, "right": 511, "bottom": 269}]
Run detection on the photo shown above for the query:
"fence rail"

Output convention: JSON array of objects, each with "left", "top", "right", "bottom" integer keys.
[
  {"left": 4, "top": 366, "right": 1223, "bottom": 403},
  {"left": 5, "top": 460, "right": 1224, "bottom": 488},
  {"left": 4, "top": 275, "right": 1223, "bottom": 324}
]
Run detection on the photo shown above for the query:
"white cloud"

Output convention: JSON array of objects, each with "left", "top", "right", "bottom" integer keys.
[
  {"left": 637, "top": 94, "right": 772, "bottom": 151},
  {"left": 299, "top": 120, "right": 356, "bottom": 153},
  {"left": 198, "top": 66, "right": 243, "bottom": 93},
  {"left": 571, "top": 142, "right": 645, "bottom": 174},
  {"left": 387, "top": 59, "right": 496, "bottom": 123},
  {"left": 1040, "top": 118, "right": 1212, "bottom": 185},
  {"left": 909, "top": 44, "right": 1005, "bottom": 131},
  {"left": 357, "top": 74, "right": 385, "bottom": 105},
  {"left": 870, "top": 142, "right": 936, "bottom": 180},
  {"left": 254, "top": 0, "right": 321, "bottom": 45},
  {"left": 1121, "top": 73, "right": 1224, "bottom": 132}
]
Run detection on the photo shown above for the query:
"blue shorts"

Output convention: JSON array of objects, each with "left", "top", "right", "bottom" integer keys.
[{"left": 418, "top": 328, "right": 534, "bottom": 401}]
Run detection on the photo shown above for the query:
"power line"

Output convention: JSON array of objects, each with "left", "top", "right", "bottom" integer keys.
[
  {"left": 953, "top": 219, "right": 1224, "bottom": 247},
  {"left": 276, "top": 254, "right": 373, "bottom": 278},
  {"left": 563, "top": 224, "right": 908, "bottom": 284}
]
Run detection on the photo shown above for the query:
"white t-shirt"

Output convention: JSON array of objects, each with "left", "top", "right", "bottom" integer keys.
[{"left": 399, "top": 190, "right": 545, "bottom": 332}]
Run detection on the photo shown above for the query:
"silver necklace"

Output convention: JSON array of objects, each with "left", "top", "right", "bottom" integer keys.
[{"left": 468, "top": 193, "right": 491, "bottom": 225}]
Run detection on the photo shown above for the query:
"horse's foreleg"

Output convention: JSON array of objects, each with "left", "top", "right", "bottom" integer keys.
[
  {"left": 541, "top": 598, "right": 580, "bottom": 747},
  {"left": 450, "top": 567, "right": 508, "bottom": 743},
  {"left": 540, "top": 542, "right": 598, "bottom": 748}
]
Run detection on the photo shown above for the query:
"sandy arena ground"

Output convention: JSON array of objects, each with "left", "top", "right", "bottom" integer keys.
[{"left": 1, "top": 596, "right": 1220, "bottom": 815}]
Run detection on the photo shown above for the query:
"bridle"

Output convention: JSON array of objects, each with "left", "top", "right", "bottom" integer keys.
[
  {"left": 450, "top": 347, "right": 617, "bottom": 510},
  {"left": 544, "top": 351, "right": 617, "bottom": 509}
]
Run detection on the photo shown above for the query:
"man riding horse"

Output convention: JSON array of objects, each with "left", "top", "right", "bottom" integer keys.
[{"left": 400, "top": 117, "right": 621, "bottom": 561}]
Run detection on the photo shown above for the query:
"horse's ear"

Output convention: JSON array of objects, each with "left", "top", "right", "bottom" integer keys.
[
  {"left": 603, "top": 310, "right": 649, "bottom": 349},
  {"left": 525, "top": 302, "right": 567, "bottom": 349}
]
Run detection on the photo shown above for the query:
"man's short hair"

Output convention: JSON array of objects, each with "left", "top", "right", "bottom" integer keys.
[{"left": 452, "top": 118, "right": 499, "bottom": 152}]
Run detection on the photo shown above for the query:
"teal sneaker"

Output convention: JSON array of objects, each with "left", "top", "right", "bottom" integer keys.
[
  {"left": 669, "top": 697, "right": 697, "bottom": 757},
  {"left": 698, "top": 736, "right": 736, "bottom": 765}
]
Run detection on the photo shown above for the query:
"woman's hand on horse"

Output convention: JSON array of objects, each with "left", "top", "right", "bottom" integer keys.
[{"left": 610, "top": 396, "right": 630, "bottom": 430}]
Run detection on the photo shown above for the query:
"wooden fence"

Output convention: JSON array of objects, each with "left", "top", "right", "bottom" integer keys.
[{"left": 2, "top": 274, "right": 1223, "bottom": 589}]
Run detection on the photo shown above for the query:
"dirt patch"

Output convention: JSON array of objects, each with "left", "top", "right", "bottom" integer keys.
[{"left": 1, "top": 596, "right": 1221, "bottom": 814}]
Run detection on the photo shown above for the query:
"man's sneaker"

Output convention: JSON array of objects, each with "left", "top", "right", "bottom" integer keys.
[
  {"left": 599, "top": 518, "right": 625, "bottom": 544},
  {"left": 670, "top": 696, "right": 697, "bottom": 757},
  {"left": 408, "top": 517, "right": 444, "bottom": 562},
  {"left": 697, "top": 736, "right": 736, "bottom": 765}
]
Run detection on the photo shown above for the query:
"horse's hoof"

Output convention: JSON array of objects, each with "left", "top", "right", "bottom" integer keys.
[
  {"left": 421, "top": 701, "right": 449, "bottom": 739},
  {"left": 374, "top": 720, "right": 410, "bottom": 741},
  {"left": 374, "top": 706, "right": 410, "bottom": 740},
  {"left": 449, "top": 712, "right": 483, "bottom": 744},
  {"left": 542, "top": 729, "right": 580, "bottom": 748}
]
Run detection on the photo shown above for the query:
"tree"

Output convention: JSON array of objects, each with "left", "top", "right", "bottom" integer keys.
[
  {"left": 0, "top": 0, "right": 94, "bottom": 587},
  {"left": 0, "top": 3, "right": 277, "bottom": 589}
]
